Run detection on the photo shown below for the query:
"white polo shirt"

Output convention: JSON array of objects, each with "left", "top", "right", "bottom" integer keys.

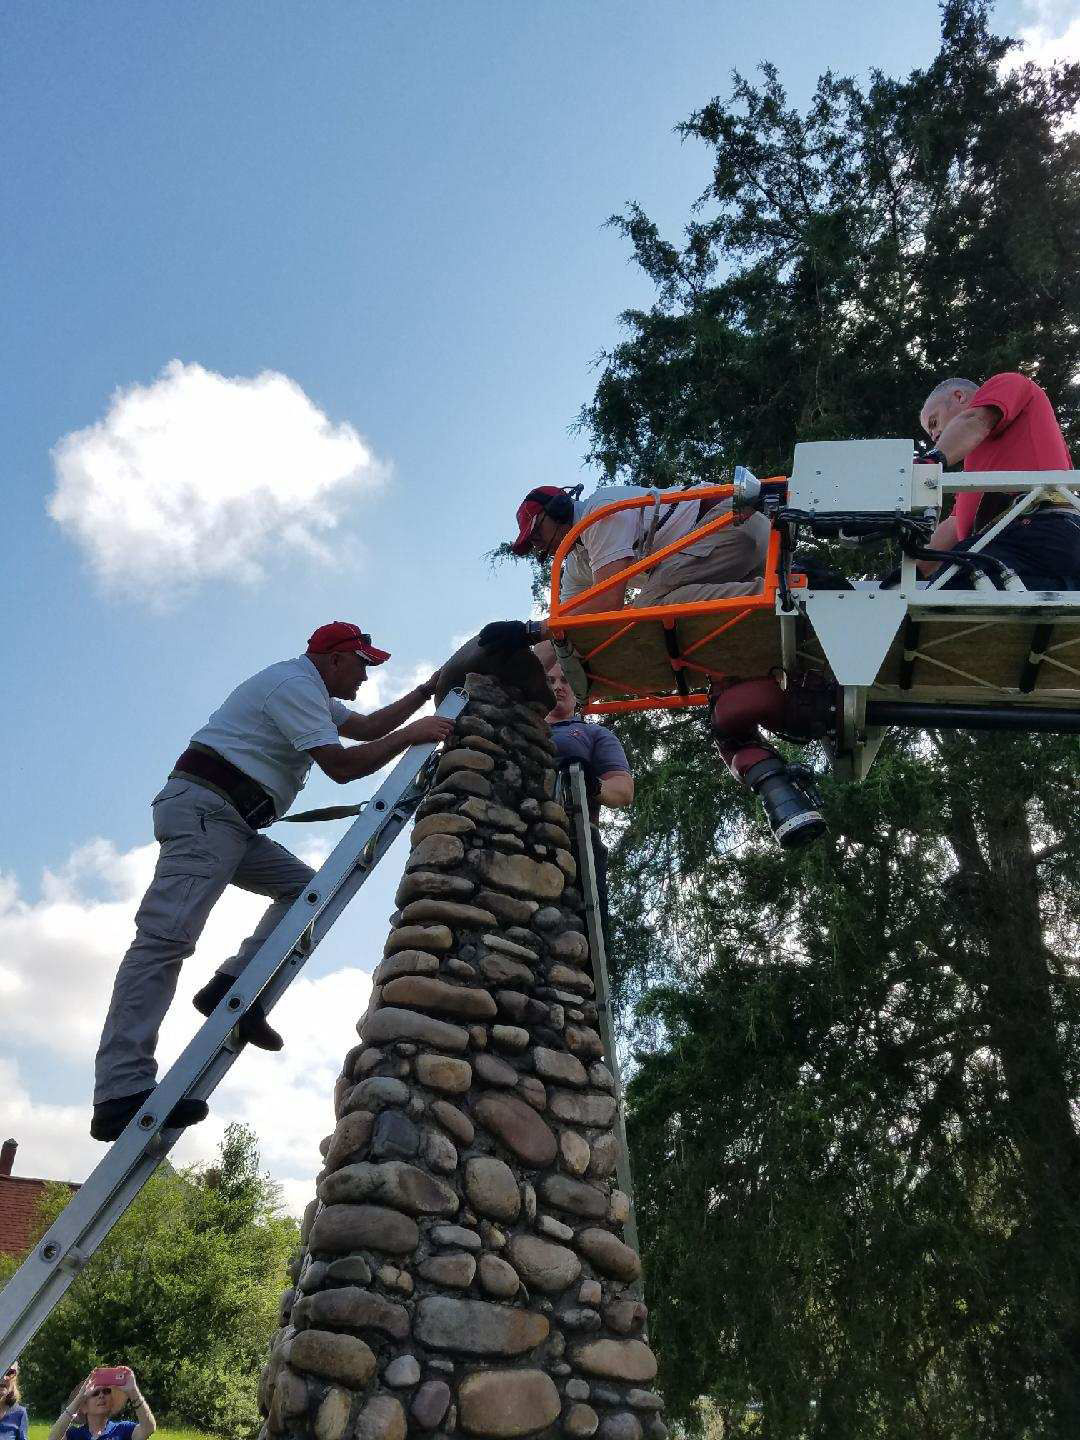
[
  {"left": 561, "top": 484, "right": 731, "bottom": 599},
  {"left": 189, "top": 655, "right": 351, "bottom": 817}
]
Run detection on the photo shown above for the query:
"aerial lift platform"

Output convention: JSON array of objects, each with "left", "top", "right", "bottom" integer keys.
[{"left": 545, "top": 438, "right": 1080, "bottom": 778}]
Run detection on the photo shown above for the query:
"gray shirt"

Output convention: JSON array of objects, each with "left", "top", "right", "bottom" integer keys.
[{"left": 189, "top": 655, "right": 351, "bottom": 817}]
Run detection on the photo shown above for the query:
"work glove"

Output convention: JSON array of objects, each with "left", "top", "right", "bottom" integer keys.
[
  {"left": 558, "top": 757, "right": 602, "bottom": 799},
  {"left": 916, "top": 447, "right": 948, "bottom": 466},
  {"left": 477, "top": 620, "right": 542, "bottom": 651}
]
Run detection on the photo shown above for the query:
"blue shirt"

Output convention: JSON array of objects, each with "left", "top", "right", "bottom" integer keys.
[
  {"left": 0, "top": 1404, "right": 28, "bottom": 1439},
  {"left": 550, "top": 719, "right": 630, "bottom": 777},
  {"left": 550, "top": 719, "right": 631, "bottom": 822},
  {"left": 64, "top": 1422, "right": 136, "bottom": 1439}
]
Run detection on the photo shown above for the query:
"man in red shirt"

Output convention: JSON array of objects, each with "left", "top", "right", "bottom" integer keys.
[{"left": 919, "top": 372, "right": 1079, "bottom": 589}]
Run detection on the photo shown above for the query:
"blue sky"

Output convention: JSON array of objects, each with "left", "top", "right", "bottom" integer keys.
[{"left": 1, "top": 0, "right": 1066, "bottom": 1211}]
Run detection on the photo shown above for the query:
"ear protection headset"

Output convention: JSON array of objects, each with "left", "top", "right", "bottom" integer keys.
[{"left": 528, "top": 484, "right": 583, "bottom": 524}]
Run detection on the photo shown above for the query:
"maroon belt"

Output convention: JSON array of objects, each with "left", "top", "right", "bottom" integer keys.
[{"left": 170, "top": 745, "right": 277, "bottom": 828}]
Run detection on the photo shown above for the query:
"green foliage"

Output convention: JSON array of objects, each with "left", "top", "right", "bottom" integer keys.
[
  {"left": 10, "top": 1126, "right": 297, "bottom": 1439},
  {"left": 580, "top": 0, "right": 1080, "bottom": 487},
  {"left": 582, "top": 2, "right": 1080, "bottom": 1435}
]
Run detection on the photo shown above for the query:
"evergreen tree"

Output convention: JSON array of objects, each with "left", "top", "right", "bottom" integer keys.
[{"left": 579, "top": 3, "right": 1080, "bottom": 1434}]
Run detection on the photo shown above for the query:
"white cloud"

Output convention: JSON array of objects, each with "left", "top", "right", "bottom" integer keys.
[
  {"left": 0, "top": 835, "right": 375, "bottom": 1216},
  {"left": 1011, "top": 2, "right": 1080, "bottom": 130},
  {"left": 48, "top": 360, "right": 386, "bottom": 604}
]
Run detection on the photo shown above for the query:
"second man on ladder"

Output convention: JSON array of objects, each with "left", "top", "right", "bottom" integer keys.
[{"left": 91, "top": 621, "right": 452, "bottom": 1142}]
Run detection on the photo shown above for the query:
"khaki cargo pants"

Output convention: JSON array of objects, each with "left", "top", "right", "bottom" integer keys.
[{"left": 94, "top": 778, "right": 314, "bottom": 1105}]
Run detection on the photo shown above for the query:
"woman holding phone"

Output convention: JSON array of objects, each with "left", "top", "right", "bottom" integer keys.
[
  {"left": 0, "top": 1362, "right": 29, "bottom": 1440},
  {"left": 47, "top": 1367, "right": 156, "bottom": 1440}
]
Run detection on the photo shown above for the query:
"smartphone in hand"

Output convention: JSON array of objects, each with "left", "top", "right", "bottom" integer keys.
[{"left": 90, "top": 1367, "right": 130, "bottom": 1389}]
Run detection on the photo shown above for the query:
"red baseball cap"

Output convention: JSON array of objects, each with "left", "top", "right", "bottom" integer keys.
[
  {"left": 510, "top": 486, "right": 567, "bottom": 557},
  {"left": 307, "top": 622, "right": 390, "bottom": 664}
]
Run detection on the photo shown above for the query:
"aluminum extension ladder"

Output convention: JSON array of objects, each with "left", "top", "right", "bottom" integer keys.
[
  {"left": 0, "top": 690, "right": 467, "bottom": 1372},
  {"left": 560, "top": 763, "right": 640, "bottom": 1275}
]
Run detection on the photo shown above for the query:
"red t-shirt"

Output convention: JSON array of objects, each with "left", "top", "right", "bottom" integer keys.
[{"left": 953, "top": 372, "right": 1072, "bottom": 538}]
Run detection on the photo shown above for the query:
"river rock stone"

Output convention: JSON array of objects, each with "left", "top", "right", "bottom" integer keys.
[
  {"left": 475, "top": 1052, "right": 520, "bottom": 1087},
  {"left": 400, "top": 898, "right": 496, "bottom": 928},
  {"left": 477, "top": 1252, "right": 520, "bottom": 1297},
  {"left": 287, "top": 1329, "right": 376, "bottom": 1387},
  {"left": 465, "top": 1156, "right": 521, "bottom": 1221},
  {"left": 547, "top": 931, "right": 589, "bottom": 964},
  {"left": 475, "top": 889, "right": 538, "bottom": 923},
  {"left": 415, "top": 1052, "right": 473, "bottom": 1094},
  {"left": 324, "top": 1110, "right": 375, "bottom": 1170},
  {"left": 571, "top": 1340, "right": 657, "bottom": 1383},
  {"left": 575, "top": 1228, "right": 641, "bottom": 1282},
  {"left": 484, "top": 933, "right": 540, "bottom": 962},
  {"left": 307, "top": 1203, "right": 419, "bottom": 1255},
  {"left": 436, "top": 769, "right": 494, "bottom": 798},
  {"left": 385, "top": 923, "right": 454, "bottom": 956},
  {"left": 411, "top": 812, "right": 478, "bottom": 844},
  {"left": 625, "top": 1392, "right": 664, "bottom": 1412},
  {"left": 507, "top": 1235, "right": 582, "bottom": 1293},
  {"left": 564, "top": 1403, "right": 600, "bottom": 1437},
  {"left": 533, "top": 1048, "right": 588, "bottom": 1087},
  {"left": 458, "top": 1370, "right": 561, "bottom": 1436},
  {"left": 539, "top": 1175, "right": 608, "bottom": 1219},
  {"left": 360, "top": 1007, "right": 469, "bottom": 1052},
  {"left": 430, "top": 1099, "right": 475, "bottom": 1144},
  {"left": 314, "top": 1386, "right": 352, "bottom": 1440},
  {"left": 437, "top": 747, "right": 495, "bottom": 777},
  {"left": 549, "top": 1090, "right": 617, "bottom": 1127},
  {"left": 395, "top": 871, "right": 476, "bottom": 906},
  {"left": 492, "top": 1024, "right": 531, "bottom": 1052},
  {"left": 411, "top": 1379, "right": 453, "bottom": 1430},
  {"left": 558, "top": 1130, "right": 591, "bottom": 1177},
  {"left": 479, "top": 953, "right": 535, "bottom": 987},
  {"left": 599, "top": 1415, "right": 642, "bottom": 1440},
  {"left": 407, "top": 834, "right": 467, "bottom": 870},
  {"left": 372, "top": 949, "right": 441, "bottom": 985},
  {"left": 371, "top": 1110, "right": 420, "bottom": 1160},
  {"left": 293, "top": 1285, "right": 410, "bottom": 1339},
  {"left": 344, "top": 1076, "right": 409, "bottom": 1114},
  {"left": 382, "top": 974, "right": 497, "bottom": 1020},
  {"left": 318, "top": 1161, "right": 458, "bottom": 1216},
  {"left": 475, "top": 1093, "right": 558, "bottom": 1166},
  {"left": 432, "top": 1223, "right": 482, "bottom": 1251},
  {"left": 459, "top": 798, "right": 528, "bottom": 834},
  {"left": 548, "top": 964, "right": 593, "bottom": 993},
  {"left": 324, "top": 1256, "right": 372, "bottom": 1285},
  {"left": 419, "top": 1252, "right": 477, "bottom": 1287},
  {"left": 384, "top": 1354, "right": 422, "bottom": 1387},
  {"left": 588, "top": 1134, "right": 619, "bottom": 1179},
  {"left": 422, "top": 1127, "right": 459, "bottom": 1173},
  {"left": 354, "top": 1393, "right": 407, "bottom": 1440},
  {"left": 414, "top": 1296, "right": 550, "bottom": 1355},
  {"left": 474, "top": 851, "right": 565, "bottom": 900}
]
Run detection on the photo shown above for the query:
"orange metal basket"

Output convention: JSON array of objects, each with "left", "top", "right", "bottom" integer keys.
[{"left": 546, "top": 483, "right": 798, "bottom": 714}]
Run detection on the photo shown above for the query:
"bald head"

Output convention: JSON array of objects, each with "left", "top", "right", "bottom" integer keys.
[{"left": 920, "top": 377, "right": 979, "bottom": 442}]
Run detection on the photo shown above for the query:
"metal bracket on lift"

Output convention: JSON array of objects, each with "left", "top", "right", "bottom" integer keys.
[
  {"left": 831, "top": 686, "right": 887, "bottom": 781},
  {"left": 0, "top": 690, "right": 468, "bottom": 1373}
]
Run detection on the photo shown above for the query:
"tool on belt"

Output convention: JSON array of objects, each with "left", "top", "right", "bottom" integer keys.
[{"left": 172, "top": 744, "right": 368, "bottom": 827}]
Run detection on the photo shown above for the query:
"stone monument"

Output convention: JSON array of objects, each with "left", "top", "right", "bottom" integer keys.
[{"left": 257, "top": 670, "right": 664, "bottom": 1440}]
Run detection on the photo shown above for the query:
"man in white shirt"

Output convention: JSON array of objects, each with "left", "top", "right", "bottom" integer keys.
[
  {"left": 91, "top": 621, "right": 453, "bottom": 1142},
  {"left": 509, "top": 482, "right": 770, "bottom": 612}
]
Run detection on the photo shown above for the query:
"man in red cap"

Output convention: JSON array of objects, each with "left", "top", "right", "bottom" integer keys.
[
  {"left": 91, "top": 622, "right": 452, "bottom": 1141},
  {"left": 480, "top": 481, "right": 771, "bottom": 684}
]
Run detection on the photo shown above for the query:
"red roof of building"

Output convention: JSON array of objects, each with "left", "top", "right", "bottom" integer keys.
[{"left": 0, "top": 1175, "right": 79, "bottom": 1256}]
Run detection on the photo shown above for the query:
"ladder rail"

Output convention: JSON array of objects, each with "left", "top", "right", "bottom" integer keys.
[
  {"left": 0, "top": 690, "right": 467, "bottom": 1370},
  {"left": 561, "top": 764, "right": 641, "bottom": 1285}
]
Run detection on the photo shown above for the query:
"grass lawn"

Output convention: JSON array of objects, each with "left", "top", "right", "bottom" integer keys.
[{"left": 29, "top": 1427, "right": 221, "bottom": 1439}]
